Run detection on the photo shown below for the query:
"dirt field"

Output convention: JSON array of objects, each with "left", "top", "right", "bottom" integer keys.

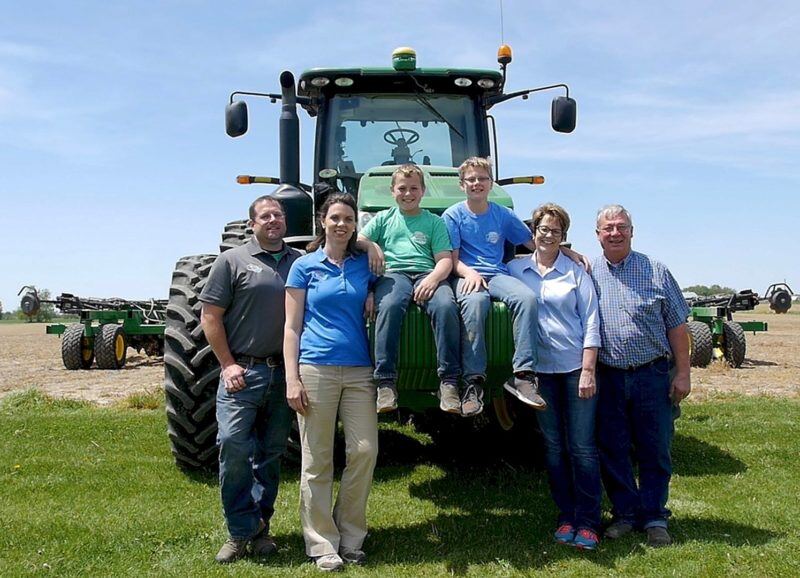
[{"left": 0, "top": 310, "right": 798, "bottom": 405}]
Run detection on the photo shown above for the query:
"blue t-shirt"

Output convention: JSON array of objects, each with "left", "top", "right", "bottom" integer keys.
[
  {"left": 285, "top": 248, "right": 376, "bottom": 367},
  {"left": 442, "top": 201, "right": 532, "bottom": 277}
]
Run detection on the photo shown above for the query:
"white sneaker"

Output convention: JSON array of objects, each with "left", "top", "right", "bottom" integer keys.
[{"left": 314, "top": 553, "right": 344, "bottom": 572}]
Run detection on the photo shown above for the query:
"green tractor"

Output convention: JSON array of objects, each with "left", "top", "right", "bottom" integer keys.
[{"left": 164, "top": 46, "right": 576, "bottom": 470}]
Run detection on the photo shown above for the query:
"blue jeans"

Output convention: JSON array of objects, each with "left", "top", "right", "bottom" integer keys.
[
  {"left": 596, "top": 358, "right": 674, "bottom": 529},
  {"left": 453, "top": 274, "right": 538, "bottom": 379},
  {"left": 373, "top": 272, "right": 460, "bottom": 381},
  {"left": 216, "top": 363, "right": 293, "bottom": 539},
  {"left": 536, "top": 370, "right": 601, "bottom": 532}
]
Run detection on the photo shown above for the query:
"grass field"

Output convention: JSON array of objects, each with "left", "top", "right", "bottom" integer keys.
[{"left": 2, "top": 390, "right": 799, "bottom": 577}]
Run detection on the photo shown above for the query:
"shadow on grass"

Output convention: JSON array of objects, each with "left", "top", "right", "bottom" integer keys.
[
  {"left": 673, "top": 516, "right": 778, "bottom": 546},
  {"left": 672, "top": 433, "right": 747, "bottom": 476}
]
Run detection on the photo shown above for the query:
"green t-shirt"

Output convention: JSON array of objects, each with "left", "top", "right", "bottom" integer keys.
[{"left": 362, "top": 207, "right": 452, "bottom": 272}]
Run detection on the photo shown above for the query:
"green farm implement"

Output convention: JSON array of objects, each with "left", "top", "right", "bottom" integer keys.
[
  {"left": 685, "top": 283, "right": 793, "bottom": 368},
  {"left": 18, "top": 286, "right": 166, "bottom": 370}
]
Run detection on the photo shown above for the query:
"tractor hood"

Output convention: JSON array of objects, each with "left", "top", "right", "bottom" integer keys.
[{"left": 356, "top": 165, "right": 513, "bottom": 215}]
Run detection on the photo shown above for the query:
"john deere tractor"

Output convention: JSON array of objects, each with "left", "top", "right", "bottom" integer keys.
[{"left": 164, "top": 46, "right": 576, "bottom": 470}]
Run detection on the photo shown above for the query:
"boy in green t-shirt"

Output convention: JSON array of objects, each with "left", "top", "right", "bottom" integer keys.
[{"left": 359, "top": 164, "right": 462, "bottom": 414}]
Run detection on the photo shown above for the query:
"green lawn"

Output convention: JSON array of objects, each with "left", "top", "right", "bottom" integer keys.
[{"left": 2, "top": 390, "right": 799, "bottom": 576}]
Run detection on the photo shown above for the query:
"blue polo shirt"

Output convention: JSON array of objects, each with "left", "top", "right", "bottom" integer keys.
[
  {"left": 286, "top": 248, "right": 376, "bottom": 367},
  {"left": 442, "top": 201, "right": 532, "bottom": 277}
]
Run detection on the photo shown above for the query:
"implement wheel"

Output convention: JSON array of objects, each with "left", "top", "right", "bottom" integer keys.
[
  {"left": 62, "top": 324, "right": 94, "bottom": 370},
  {"left": 770, "top": 289, "right": 792, "bottom": 314},
  {"left": 164, "top": 254, "right": 220, "bottom": 471},
  {"left": 95, "top": 324, "right": 128, "bottom": 369},
  {"left": 722, "top": 321, "right": 746, "bottom": 368},
  {"left": 687, "top": 321, "right": 713, "bottom": 368}
]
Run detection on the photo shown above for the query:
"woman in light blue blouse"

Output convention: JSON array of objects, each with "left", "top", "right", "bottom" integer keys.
[
  {"left": 508, "top": 202, "right": 602, "bottom": 551},
  {"left": 284, "top": 193, "right": 378, "bottom": 571}
]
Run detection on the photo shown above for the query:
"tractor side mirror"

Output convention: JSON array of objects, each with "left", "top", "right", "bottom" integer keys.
[
  {"left": 551, "top": 96, "right": 577, "bottom": 133},
  {"left": 225, "top": 100, "right": 249, "bottom": 137}
]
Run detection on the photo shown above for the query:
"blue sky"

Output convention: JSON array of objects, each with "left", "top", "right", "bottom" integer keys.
[{"left": 2, "top": 0, "right": 799, "bottom": 313}]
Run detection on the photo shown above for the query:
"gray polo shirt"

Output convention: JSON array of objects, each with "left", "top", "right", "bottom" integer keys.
[{"left": 200, "top": 238, "right": 301, "bottom": 358}]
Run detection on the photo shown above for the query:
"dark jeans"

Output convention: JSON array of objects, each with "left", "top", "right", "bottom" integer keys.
[
  {"left": 216, "top": 363, "right": 293, "bottom": 539},
  {"left": 537, "top": 370, "right": 602, "bottom": 531},
  {"left": 596, "top": 358, "right": 674, "bottom": 529}
]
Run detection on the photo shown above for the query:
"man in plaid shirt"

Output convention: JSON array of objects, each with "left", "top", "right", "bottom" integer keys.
[{"left": 590, "top": 204, "right": 691, "bottom": 548}]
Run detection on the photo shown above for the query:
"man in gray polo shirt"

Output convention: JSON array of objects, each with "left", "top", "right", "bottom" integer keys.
[{"left": 200, "top": 195, "right": 301, "bottom": 564}]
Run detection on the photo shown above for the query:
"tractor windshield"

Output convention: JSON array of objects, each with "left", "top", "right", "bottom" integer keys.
[{"left": 321, "top": 93, "right": 483, "bottom": 182}]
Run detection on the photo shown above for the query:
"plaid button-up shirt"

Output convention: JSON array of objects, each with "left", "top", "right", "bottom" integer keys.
[{"left": 591, "top": 251, "right": 688, "bottom": 369}]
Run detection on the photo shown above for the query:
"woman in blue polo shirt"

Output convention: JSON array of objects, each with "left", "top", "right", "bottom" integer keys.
[
  {"left": 284, "top": 193, "right": 377, "bottom": 571},
  {"left": 508, "top": 202, "right": 602, "bottom": 551}
]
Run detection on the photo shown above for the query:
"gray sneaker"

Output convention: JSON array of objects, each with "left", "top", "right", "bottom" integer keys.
[
  {"left": 646, "top": 526, "right": 672, "bottom": 547},
  {"left": 215, "top": 537, "right": 249, "bottom": 564},
  {"left": 460, "top": 379, "right": 484, "bottom": 417},
  {"left": 504, "top": 374, "right": 546, "bottom": 410},
  {"left": 339, "top": 547, "right": 367, "bottom": 565},
  {"left": 376, "top": 380, "right": 398, "bottom": 413},
  {"left": 314, "top": 553, "right": 344, "bottom": 571},
  {"left": 438, "top": 381, "right": 461, "bottom": 414},
  {"left": 604, "top": 521, "right": 634, "bottom": 539}
]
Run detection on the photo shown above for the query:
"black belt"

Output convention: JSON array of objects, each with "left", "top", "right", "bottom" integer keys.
[
  {"left": 604, "top": 356, "right": 668, "bottom": 372},
  {"left": 234, "top": 354, "right": 283, "bottom": 368}
]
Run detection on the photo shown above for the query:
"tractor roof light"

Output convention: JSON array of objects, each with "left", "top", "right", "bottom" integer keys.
[
  {"left": 392, "top": 46, "right": 417, "bottom": 71},
  {"left": 334, "top": 77, "right": 354, "bottom": 87},
  {"left": 497, "top": 44, "right": 513, "bottom": 65},
  {"left": 454, "top": 77, "right": 473, "bottom": 87},
  {"left": 477, "top": 78, "right": 496, "bottom": 89},
  {"left": 310, "top": 76, "right": 330, "bottom": 87}
]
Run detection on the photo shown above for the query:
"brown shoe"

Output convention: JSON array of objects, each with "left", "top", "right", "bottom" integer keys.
[
  {"left": 251, "top": 528, "right": 277, "bottom": 557},
  {"left": 460, "top": 379, "right": 484, "bottom": 417},
  {"left": 215, "top": 537, "right": 249, "bottom": 564},
  {"left": 504, "top": 374, "right": 546, "bottom": 410},
  {"left": 646, "top": 526, "right": 672, "bottom": 547}
]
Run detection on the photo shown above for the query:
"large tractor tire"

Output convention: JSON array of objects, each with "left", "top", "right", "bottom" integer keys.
[
  {"left": 62, "top": 323, "right": 94, "bottom": 370},
  {"left": 722, "top": 320, "right": 747, "bottom": 368},
  {"left": 164, "top": 254, "right": 221, "bottom": 471},
  {"left": 687, "top": 320, "right": 713, "bottom": 368},
  {"left": 95, "top": 324, "right": 128, "bottom": 369},
  {"left": 219, "top": 220, "right": 252, "bottom": 253}
]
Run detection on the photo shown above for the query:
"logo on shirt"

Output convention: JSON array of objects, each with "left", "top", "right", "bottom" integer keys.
[
  {"left": 411, "top": 231, "right": 428, "bottom": 245},
  {"left": 486, "top": 231, "right": 500, "bottom": 244},
  {"left": 246, "top": 264, "right": 263, "bottom": 273},
  {"left": 311, "top": 270, "right": 328, "bottom": 281}
]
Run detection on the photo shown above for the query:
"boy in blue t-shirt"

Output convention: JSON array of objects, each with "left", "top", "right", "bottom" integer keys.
[
  {"left": 442, "top": 157, "right": 546, "bottom": 416},
  {"left": 359, "top": 164, "right": 462, "bottom": 414}
]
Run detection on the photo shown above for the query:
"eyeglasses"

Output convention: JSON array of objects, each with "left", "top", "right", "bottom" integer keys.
[
  {"left": 536, "top": 225, "right": 563, "bottom": 237},
  {"left": 461, "top": 176, "right": 492, "bottom": 184},
  {"left": 599, "top": 224, "right": 631, "bottom": 234}
]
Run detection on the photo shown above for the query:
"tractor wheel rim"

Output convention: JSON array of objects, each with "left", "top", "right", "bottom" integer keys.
[{"left": 115, "top": 334, "right": 125, "bottom": 360}]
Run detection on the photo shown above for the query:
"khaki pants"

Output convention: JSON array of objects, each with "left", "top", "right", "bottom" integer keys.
[{"left": 298, "top": 364, "right": 378, "bottom": 557}]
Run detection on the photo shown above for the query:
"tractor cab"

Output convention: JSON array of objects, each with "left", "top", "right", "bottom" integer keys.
[{"left": 225, "top": 45, "right": 576, "bottom": 242}]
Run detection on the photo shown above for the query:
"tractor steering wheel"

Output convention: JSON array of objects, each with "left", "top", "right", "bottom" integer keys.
[{"left": 383, "top": 128, "right": 420, "bottom": 145}]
